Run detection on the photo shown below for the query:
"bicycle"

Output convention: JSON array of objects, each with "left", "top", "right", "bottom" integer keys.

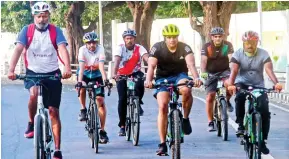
[
  {"left": 207, "top": 73, "right": 230, "bottom": 141},
  {"left": 77, "top": 81, "right": 112, "bottom": 153},
  {"left": 116, "top": 75, "right": 144, "bottom": 146},
  {"left": 236, "top": 86, "right": 274, "bottom": 159},
  {"left": 16, "top": 73, "right": 62, "bottom": 159},
  {"left": 153, "top": 80, "right": 194, "bottom": 159}
]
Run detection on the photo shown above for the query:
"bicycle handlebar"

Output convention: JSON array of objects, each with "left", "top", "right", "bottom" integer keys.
[
  {"left": 77, "top": 83, "right": 112, "bottom": 97},
  {"left": 115, "top": 75, "right": 145, "bottom": 82},
  {"left": 16, "top": 74, "right": 62, "bottom": 80},
  {"left": 153, "top": 80, "right": 195, "bottom": 89}
]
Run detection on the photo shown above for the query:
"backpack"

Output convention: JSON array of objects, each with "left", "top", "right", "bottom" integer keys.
[{"left": 24, "top": 23, "right": 64, "bottom": 66}]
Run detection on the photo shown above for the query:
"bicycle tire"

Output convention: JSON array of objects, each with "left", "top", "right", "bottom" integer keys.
[
  {"left": 220, "top": 99, "right": 228, "bottom": 141},
  {"left": 125, "top": 102, "right": 132, "bottom": 141},
  {"left": 34, "top": 115, "right": 44, "bottom": 159},
  {"left": 44, "top": 112, "right": 52, "bottom": 159},
  {"left": 93, "top": 102, "right": 99, "bottom": 153},
  {"left": 132, "top": 99, "right": 140, "bottom": 146},
  {"left": 90, "top": 100, "right": 95, "bottom": 149},
  {"left": 214, "top": 100, "right": 221, "bottom": 137},
  {"left": 254, "top": 113, "right": 262, "bottom": 159},
  {"left": 171, "top": 110, "right": 181, "bottom": 159}
]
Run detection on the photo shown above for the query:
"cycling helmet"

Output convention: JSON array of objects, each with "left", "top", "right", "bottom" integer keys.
[
  {"left": 242, "top": 31, "right": 259, "bottom": 42},
  {"left": 122, "top": 29, "right": 137, "bottom": 38},
  {"left": 83, "top": 32, "right": 99, "bottom": 43},
  {"left": 210, "top": 27, "right": 224, "bottom": 35},
  {"left": 162, "top": 24, "right": 180, "bottom": 36},
  {"left": 31, "top": 2, "right": 51, "bottom": 15}
]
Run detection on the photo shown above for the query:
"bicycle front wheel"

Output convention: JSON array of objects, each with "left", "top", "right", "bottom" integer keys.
[
  {"left": 93, "top": 103, "right": 99, "bottom": 153},
  {"left": 171, "top": 109, "right": 181, "bottom": 159},
  {"left": 125, "top": 103, "right": 132, "bottom": 141},
  {"left": 34, "top": 115, "right": 45, "bottom": 159},
  {"left": 220, "top": 99, "right": 228, "bottom": 141},
  {"left": 254, "top": 113, "right": 262, "bottom": 159},
  {"left": 132, "top": 99, "right": 140, "bottom": 146}
]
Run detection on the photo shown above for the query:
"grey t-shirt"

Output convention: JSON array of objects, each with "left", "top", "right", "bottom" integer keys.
[{"left": 231, "top": 48, "right": 272, "bottom": 87}]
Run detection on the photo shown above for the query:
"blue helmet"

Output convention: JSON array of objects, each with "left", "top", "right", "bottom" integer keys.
[
  {"left": 83, "top": 32, "right": 99, "bottom": 43},
  {"left": 122, "top": 29, "right": 137, "bottom": 38}
]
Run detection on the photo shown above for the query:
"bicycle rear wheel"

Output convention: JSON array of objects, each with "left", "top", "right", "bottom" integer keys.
[
  {"left": 93, "top": 103, "right": 99, "bottom": 153},
  {"left": 220, "top": 99, "right": 228, "bottom": 141},
  {"left": 125, "top": 103, "right": 131, "bottom": 141},
  {"left": 132, "top": 99, "right": 140, "bottom": 146},
  {"left": 171, "top": 109, "right": 181, "bottom": 159},
  {"left": 34, "top": 115, "right": 45, "bottom": 159}
]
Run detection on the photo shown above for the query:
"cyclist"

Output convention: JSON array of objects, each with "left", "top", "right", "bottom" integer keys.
[
  {"left": 201, "top": 27, "right": 234, "bottom": 132},
  {"left": 113, "top": 29, "right": 149, "bottom": 136},
  {"left": 7, "top": 2, "right": 72, "bottom": 159},
  {"left": 144, "top": 24, "right": 202, "bottom": 155},
  {"left": 75, "top": 32, "right": 110, "bottom": 143},
  {"left": 228, "top": 30, "right": 282, "bottom": 154}
]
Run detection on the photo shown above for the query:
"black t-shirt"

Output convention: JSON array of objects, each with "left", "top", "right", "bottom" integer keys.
[
  {"left": 201, "top": 40, "right": 234, "bottom": 73},
  {"left": 149, "top": 41, "right": 193, "bottom": 79}
]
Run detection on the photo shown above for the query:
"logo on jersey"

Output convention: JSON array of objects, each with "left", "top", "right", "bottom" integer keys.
[
  {"left": 180, "top": 56, "right": 184, "bottom": 59},
  {"left": 185, "top": 46, "right": 191, "bottom": 53},
  {"left": 150, "top": 47, "right": 157, "bottom": 55}
]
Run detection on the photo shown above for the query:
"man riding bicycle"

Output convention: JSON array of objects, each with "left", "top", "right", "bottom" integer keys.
[
  {"left": 7, "top": 2, "right": 72, "bottom": 159},
  {"left": 144, "top": 24, "right": 202, "bottom": 155},
  {"left": 113, "top": 29, "right": 149, "bottom": 136},
  {"left": 201, "top": 27, "right": 234, "bottom": 132},
  {"left": 228, "top": 30, "right": 282, "bottom": 154},
  {"left": 75, "top": 32, "right": 110, "bottom": 143}
]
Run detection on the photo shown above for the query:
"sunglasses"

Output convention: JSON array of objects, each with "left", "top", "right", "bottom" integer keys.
[
  {"left": 244, "top": 40, "right": 258, "bottom": 45},
  {"left": 86, "top": 41, "right": 97, "bottom": 44},
  {"left": 213, "top": 35, "right": 223, "bottom": 38}
]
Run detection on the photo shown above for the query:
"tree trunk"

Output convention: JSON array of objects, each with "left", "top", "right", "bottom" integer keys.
[
  {"left": 187, "top": 1, "right": 236, "bottom": 43},
  {"left": 65, "top": 2, "right": 85, "bottom": 64},
  {"left": 127, "top": 1, "right": 158, "bottom": 51}
]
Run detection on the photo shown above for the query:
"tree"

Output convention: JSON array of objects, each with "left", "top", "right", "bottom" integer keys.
[
  {"left": 126, "top": 1, "right": 158, "bottom": 51},
  {"left": 185, "top": 1, "right": 236, "bottom": 43}
]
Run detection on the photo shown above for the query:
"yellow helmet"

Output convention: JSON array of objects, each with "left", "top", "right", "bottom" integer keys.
[{"left": 162, "top": 24, "right": 180, "bottom": 36}]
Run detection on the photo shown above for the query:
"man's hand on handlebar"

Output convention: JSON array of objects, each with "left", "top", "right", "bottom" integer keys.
[
  {"left": 144, "top": 80, "right": 153, "bottom": 89},
  {"left": 193, "top": 78, "right": 202, "bottom": 88}
]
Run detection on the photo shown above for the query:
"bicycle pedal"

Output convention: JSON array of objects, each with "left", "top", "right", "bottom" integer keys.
[{"left": 157, "top": 153, "right": 169, "bottom": 156}]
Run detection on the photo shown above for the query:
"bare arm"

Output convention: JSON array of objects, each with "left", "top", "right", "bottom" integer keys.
[
  {"left": 228, "top": 62, "right": 239, "bottom": 85},
  {"left": 228, "top": 54, "right": 232, "bottom": 62},
  {"left": 78, "top": 62, "right": 85, "bottom": 82},
  {"left": 185, "top": 54, "right": 199, "bottom": 79},
  {"left": 58, "top": 44, "right": 71, "bottom": 71},
  {"left": 9, "top": 43, "right": 25, "bottom": 72},
  {"left": 264, "top": 62, "right": 278, "bottom": 84},
  {"left": 200, "top": 55, "right": 207, "bottom": 73},
  {"left": 113, "top": 56, "right": 121, "bottom": 76},
  {"left": 99, "top": 62, "right": 108, "bottom": 81},
  {"left": 142, "top": 53, "right": 149, "bottom": 63},
  {"left": 146, "top": 57, "right": 157, "bottom": 82}
]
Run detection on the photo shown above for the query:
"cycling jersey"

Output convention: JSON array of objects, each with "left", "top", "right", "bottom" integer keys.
[
  {"left": 114, "top": 44, "right": 148, "bottom": 75},
  {"left": 149, "top": 41, "right": 193, "bottom": 79},
  {"left": 77, "top": 45, "right": 105, "bottom": 78},
  {"left": 201, "top": 41, "right": 234, "bottom": 73},
  {"left": 16, "top": 24, "right": 67, "bottom": 73},
  {"left": 231, "top": 48, "right": 271, "bottom": 87}
]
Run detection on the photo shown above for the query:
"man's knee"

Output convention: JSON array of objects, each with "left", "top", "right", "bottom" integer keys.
[
  {"left": 157, "top": 93, "right": 170, "bottom": 114},
  {"left": 180, "top": 87, "right": 192, "bottom": 98},
  {"left": 96, "top": 97, "right": 105, "bottom": 106},
  {"left": 206, "top": 92, "right": 216, "bottom": 103},
  {"left": 48, "top": 107, "right": 60, "bottom": 119}
]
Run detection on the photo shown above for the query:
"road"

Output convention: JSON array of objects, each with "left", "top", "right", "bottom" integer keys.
[{"left": 1, "top": 84, "right": 289, "bottom": 159}]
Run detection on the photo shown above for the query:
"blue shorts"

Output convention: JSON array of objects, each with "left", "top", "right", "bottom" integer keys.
[{"left": 154, "top": 72, "right": 192, "bottom": 98}]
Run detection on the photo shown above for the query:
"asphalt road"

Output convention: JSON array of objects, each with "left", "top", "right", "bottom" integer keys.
[{"left": 1, "top": 84, "right": 289, "bottom": 159}]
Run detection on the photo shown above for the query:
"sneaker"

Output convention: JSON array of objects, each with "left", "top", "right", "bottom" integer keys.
[
  {"left": 261, "top": 141, "right": 270, "bottom": 154},
  {"left": 24, "top": 122, "right": 34, "bottom": 138},
  {"left": 139, "top": 105, "right": 144, "bottom": 116},
  {"left": 156, "top": 142, "right": 168, "bottom": 156},
  {"left": 99, "top": 130, "right": 109, "bottom": 144},
  {"left": 182, "top": 118, "right": 192, "bottom": 135},
  {"left": 236, "top": 125, "right": 245, "bottom": 136},
  {"left": 118, "top": 128, "right": 125, "bottom": 136},
  {"left": 207, "top": 121, "right": 216, "bottom": 132},
  {"left": 227, "top": 101, "right": 234, "bottom": 112},
  {"left": 53, "top": 150, "right": 62, "bottom": 159},
  {"left": 78, "top": 108, "right": 87, "bottom": 121}
]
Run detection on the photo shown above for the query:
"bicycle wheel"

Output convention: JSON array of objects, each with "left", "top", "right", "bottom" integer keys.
[
  {"left": 254, "top": 113, "right": 262, "bottom": 159},
  {"left": 132, "top": 99, "right": 140, "bottom": 146},
  {"left": 171, "top": 109, "right": 181, "bottom": 159},
  {"left": 220, "top": 99, "right": 228, "bottom": 141},
  {"left": 90, "top": 102, "right": 95, "bottom": 149},
  {"left": 125, "top": 103, "right": 131, "bottom": 141},
  {"left": 34, "top": 115, "right": 45, "bottom": 159},
  {"left": 214, "top": 100, "right": 221, "bottom": 137},
  {"left": 93, "top": 103, "right": 99, "bottom": 153}
]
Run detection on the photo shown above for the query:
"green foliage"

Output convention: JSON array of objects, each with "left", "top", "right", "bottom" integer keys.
[
  {"left": 1, "top": 1, "right": 32, "bottom": 33},
  {"left": 235, "top": 1, "right": 289, "bottom": 13},
  {"left": 49, "top": 2, "right": 71, "bottom": 28}
]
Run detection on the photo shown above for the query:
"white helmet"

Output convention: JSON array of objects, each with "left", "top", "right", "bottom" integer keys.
[{"left": 31, "top": 2, "right": 51, "bottom": 15}]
